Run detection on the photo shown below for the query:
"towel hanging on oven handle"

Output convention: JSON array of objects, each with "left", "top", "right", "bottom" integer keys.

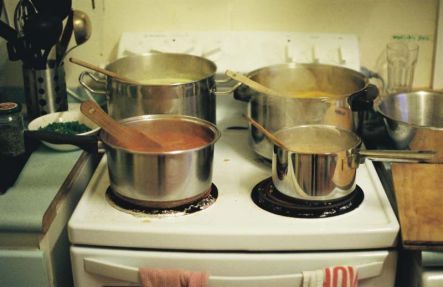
[{"left": 83, "top": 257, "right": 384, "bottom": 286}]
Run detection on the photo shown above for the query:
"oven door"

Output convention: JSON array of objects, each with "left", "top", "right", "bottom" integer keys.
[{"left": 71, "top": 246, "right": 397, "bottom": 287}]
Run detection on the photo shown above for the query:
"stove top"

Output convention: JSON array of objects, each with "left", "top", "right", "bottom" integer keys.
[
  {"left": 68, "top": 96, "right": 399, "bottom": 252},
  {"left": 106, "top": 184, "right": 218, "bottom": 217},
  {"left": 251, "top": 178, "right": 364, "bottom": 219}
]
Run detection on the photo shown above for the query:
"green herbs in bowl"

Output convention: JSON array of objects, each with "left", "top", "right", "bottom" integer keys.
[
  {"left": 28, "top": 110, "right": 99, "bottom": 151},
  {"left": 39, "top": 121, "right": 92, "bottom": 135}
]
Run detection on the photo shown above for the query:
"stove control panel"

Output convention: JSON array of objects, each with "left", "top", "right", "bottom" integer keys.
[{"left": 117, "top": 31, "right": 361, "bottom": 74}]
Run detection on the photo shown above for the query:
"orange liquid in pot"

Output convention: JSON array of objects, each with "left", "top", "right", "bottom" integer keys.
[
  {"left": 148, "top": 130, "right": 209, "bottom": 151},
  {"left": 106, "top": 121, "right": 211, "bottom": 152}
]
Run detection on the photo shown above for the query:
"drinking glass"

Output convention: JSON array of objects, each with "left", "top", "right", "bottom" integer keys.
[{"left": 386, "top": 41, "right": 419, "bottom": 94}]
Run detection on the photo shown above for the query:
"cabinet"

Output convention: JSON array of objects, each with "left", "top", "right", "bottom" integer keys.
[{"left": 0, "top": 148, "right": 98, "bottom": 287}]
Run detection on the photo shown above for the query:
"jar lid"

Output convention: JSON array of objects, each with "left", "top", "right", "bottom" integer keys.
[{"left": 0, "top": 102, "right": 21, "bottom": 115}]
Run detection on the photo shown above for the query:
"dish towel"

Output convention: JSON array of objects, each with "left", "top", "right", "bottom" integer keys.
[
  {"left": 303, "top": 266, "right": 358, "bottom": 287},
  {"left": 139, "top": 267, "right": 209, "bottom": 287}
]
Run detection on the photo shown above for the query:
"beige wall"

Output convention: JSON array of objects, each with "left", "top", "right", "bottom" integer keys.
[{"left": 0, "top": 0, "right": 438, "bottom": 90}]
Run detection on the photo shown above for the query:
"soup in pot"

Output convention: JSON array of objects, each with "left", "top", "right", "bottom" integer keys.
[
  {"left": 276, "top": 125, "right": 361, "bottom": 154},
  {"left": 104, "top": 117, "right": 215, "bottom": 152},
  {"left": 138, "top": 78, "right": 193, "bottom": 85}
]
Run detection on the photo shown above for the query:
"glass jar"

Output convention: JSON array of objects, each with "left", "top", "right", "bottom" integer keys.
[{"left": 0, "top": 102, "right": 25, "bottom": 157}]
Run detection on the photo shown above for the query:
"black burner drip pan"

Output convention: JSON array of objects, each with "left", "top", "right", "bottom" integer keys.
[
  {"left": 106, "top": 184, "right": 218, "bottom": 216},
  {"left": 251, "top": 177, "right": 364, "bottom": 218}
]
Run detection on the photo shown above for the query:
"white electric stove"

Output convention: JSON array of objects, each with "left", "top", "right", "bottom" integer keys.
[
  {"left": 68, "top": 32, "right": 399, "bottom": 287},
  {"left": 68, "top": 94, "right": 399, "bottom": 287}
]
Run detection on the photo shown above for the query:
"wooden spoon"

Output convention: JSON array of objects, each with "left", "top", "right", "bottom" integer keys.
[
  {"left": 80, "top": 100, "right": 163, "bottom": 151},
  {"left": 244, "top": 115, "right": 291, "bottom": 150},
  {"left": 225, "top": 69, "right": 331, "bottom": 102},
  {"left": 225, "top": 70, "right": 285, "bottom": 98},
  {"left": 69, "top": 57, "right": 139, "bottom": 84}
]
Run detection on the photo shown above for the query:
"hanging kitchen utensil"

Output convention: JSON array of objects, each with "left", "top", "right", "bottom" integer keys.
[
  {"left": 32, "top": 0, "right": 72, "bottom": 20},
  {"left": 70, "top": 57, "right": 139, "bottom": 84},
  {"left": 0, "top": 20, "right": 17, "bottom": 42},
  {"left": 14, "top": 0, "right": 37, "bottom": 35},
  {"left": 80, "top": 100, "right": 163, "bottom": 150},
  {"left": 12, "top": 0, "right": 43, "bottom": 66},
  {"left": 0, "top": 20, "right": 23, "bottom": 62},
  {"left": 23, "top": 15, "right": 63, "bottom": 48},
  {"left": 60, "top": 10, "right": 91, "bottom": 61},
  {"left": 23, "top": 14, "right": 63, "bottom": 67},
  {"left": 55, "top": 9, "right": 73, "bottom": 66}
]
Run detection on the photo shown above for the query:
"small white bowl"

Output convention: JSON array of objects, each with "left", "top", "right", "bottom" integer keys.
[{"left": 28, "top": 110, "right": 100, "bottom": 151}]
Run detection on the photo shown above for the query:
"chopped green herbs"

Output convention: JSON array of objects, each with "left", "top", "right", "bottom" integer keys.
[{"left": 39, "top": 121, "right": 92, "bottom": 135}]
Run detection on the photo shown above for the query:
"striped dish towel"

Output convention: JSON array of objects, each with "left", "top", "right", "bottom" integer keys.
[{"left": 303, "top": 266, "right": 358, "bottom": 287}]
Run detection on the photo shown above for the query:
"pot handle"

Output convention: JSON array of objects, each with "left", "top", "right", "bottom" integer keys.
[
  {"left": 24, "top": 130, "right": 100, "bottom": 154},
  {"left": 348, "top": 84, "right": 379, "bottom": 112},
  {"left": 357, "top": 149, "right": 436, "bottom": 164},
  {"left": 79, "top": 71, "right": 107, "bottom": 95},
  {"left": 214, "top": 81, "right": 242, "bottom": 96}
]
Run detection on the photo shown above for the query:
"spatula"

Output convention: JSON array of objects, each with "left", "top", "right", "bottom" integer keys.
[{"left": 80, "top": 100, "right": 163, "bottom": 151}]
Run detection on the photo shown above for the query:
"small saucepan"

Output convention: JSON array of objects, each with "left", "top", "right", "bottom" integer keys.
[
  {"left": 272, "top": 125, "right": 435, "bottom": 201},
  {"left": 26, "top": 114, "right": 221, "bottom": 208}
]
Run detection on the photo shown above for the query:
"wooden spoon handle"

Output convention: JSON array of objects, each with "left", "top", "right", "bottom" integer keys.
[
  {"left": 69, "top": 57, "right": 139, "bottom": 84},
  {"left": 80, "top": 100, "right": 130, "bottom": 139},
  {"left": 80, "top": 100, "right": 162, "bottom": 149},
  {"left": 244, "top": 115, "right": 291, "bottom": 150},
  {"left": 225, "top": 70, "right": 283, "bottom": 98}
]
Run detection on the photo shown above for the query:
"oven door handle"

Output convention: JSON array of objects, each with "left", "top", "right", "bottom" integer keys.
[{"left": 83, "top": 257, "right": 385, "bottom": 286}]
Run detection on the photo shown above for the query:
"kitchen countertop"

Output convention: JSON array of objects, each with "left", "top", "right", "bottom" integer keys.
[
  {"left": 362, "top": 111, "right": 443, "bottom": 251},
  {"left": 0, "top": 146, "right": 82, "bottom": 233},
  {"left": 0, "top": 89, "right": 99, "bottom": 237}
]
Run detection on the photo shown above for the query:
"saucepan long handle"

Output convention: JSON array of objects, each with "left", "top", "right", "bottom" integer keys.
[{"left": 358, "top": 149, "right": 436, "bottom": 163}]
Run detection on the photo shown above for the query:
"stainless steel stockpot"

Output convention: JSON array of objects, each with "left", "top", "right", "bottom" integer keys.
[
  {"left": 233, "top": 63, "right": 378, "bottom": 159},
  {"left": 375, "top": 90, "right": 443, "bottom": 163},
  {"left": 272, "top": 125, "right": 435, "bottom": 201},
  {"left": 101, "top": 114, "right": 221, "bottom": 208},
  {"left": 80, "top": 53, "right": 218, "bottom": 123}
]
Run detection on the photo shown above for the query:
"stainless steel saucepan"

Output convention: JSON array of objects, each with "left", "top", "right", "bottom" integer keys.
[
  {"left": 272, "top": 125, "right": 435, "bottom": 201},
  {"left": 26, "top": 114, "right": 221, "bottom": 208}
]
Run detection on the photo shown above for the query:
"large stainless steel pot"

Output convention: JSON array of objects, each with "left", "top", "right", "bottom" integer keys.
[
  {"left": 233, "top": 63, "right": 378, "bottom": 159},
  {"left": 272, "top": 125, "right": 434, "bottom": 201},
  {"left": 375, "top": 90, "right": 443, "bottom": 163},
  {"left": 79, "top": 53, "right": 217, "bottom": 123}
]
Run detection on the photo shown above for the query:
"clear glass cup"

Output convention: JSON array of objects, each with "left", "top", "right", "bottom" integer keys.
[{"left": 386, "top": 41, "right": 419, "bottom": 94}]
